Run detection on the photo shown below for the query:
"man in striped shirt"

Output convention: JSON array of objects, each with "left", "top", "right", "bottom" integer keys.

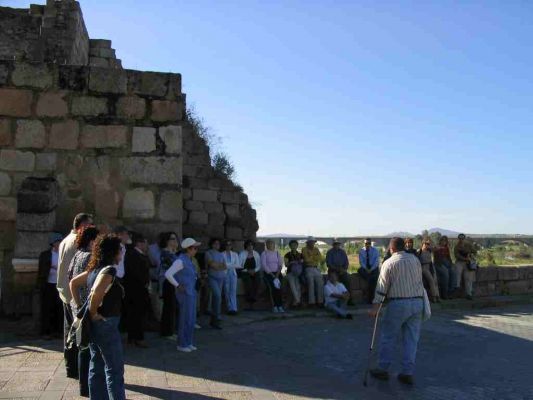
[{"left": 368, "top": 237, "right": 425, "bottom": 385}]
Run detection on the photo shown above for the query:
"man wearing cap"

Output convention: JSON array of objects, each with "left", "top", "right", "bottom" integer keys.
[
  {"left": 326, "top": 239, "right": 352, "bottom": 304},
  {"left": 358, "top": 238, "right": 380, "bottom": 304},
  {"left": 165, "top": 238, "right": 201, "bottom": 352},
  {"left": 37, "top": 232, "right": 64, "bottom": 338},
  {"left": 301, "top": 238, "right": 324, "bottom": 307},
  {"left": 57, "top": 213, "right": 93, "bottom": 379}
]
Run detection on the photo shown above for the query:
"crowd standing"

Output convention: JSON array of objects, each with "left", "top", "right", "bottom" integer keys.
[{"left": 36, "top": 211, "right": 481, "bottom": 397}]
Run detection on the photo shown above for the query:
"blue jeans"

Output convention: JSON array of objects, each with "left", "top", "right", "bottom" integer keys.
[
  {"left": 209, "top": 273, "right": 225, "bottom": 321},
  {"left": 89, "top": 317, "right": 125, "bottom": 400},
  {"left": 378, "top": 298, "right": 423, "bottom": 375},
  {"left": 325, "top": 299, "right": 347, "bottom": 317},
  {"left": 177, "top": 292, "right": 196, "bottom": 348},
  {"left": 224, "top": 271, "right": 238, "bottom": 312}
]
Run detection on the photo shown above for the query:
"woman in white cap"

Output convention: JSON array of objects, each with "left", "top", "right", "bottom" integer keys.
[{"left": 164, "top": 238, "right": 201, "bottom": 352}]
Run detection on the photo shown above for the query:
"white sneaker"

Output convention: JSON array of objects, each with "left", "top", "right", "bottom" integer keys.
[
  {"left": 194, "top": 323, "right": 201, "bottom": 330},
  {"left": 278, "top": 307, "right": 285, "bottom": 313},
  {"left": 176, "top": 346, "right": 192, "bottom": 353},
  {"left": 188, "top": 345, "right": 197, "bottom": 351},
  {"left": 273, "top": 307, "right": 279, "bottom": 313}
]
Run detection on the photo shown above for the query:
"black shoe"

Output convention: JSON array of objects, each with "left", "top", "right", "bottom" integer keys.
[
  {"left": 370, "top": 368, "right": 389, "bottom": 381},
  {"left": 398, "top": 374, "right": 414, "bottom": 385},
  {"left": 345, "top": 314, "right": 353, "bottom": 320}
]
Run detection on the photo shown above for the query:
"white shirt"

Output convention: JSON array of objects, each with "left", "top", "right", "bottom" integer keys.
[
  {"left": 115, "top": 243, "right": 126, "bottom": 278},
  {"left": 48, "top": 250, "right": 59, "bottom": 284},
  {"left": 57, "top": 230, "right": 78, "bottom": 304},
  {"left": 223, "top": 251, "right": 241, "bottom": 275},
  {"left": 324, "top": 281, "right": 348, "bottom": 304},
  {"left": 238, "top": 250, "right": 261, "bottom": 273},
  {"left": 165, "top": 259, "right": 185, "bottom": 288}
]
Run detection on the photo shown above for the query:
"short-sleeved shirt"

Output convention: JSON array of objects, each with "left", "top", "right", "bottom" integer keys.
[
  {"left": 324, "top": 281, "right": 348, "bottom": 304},
  {"left": 302, "top": 247, "right": 322, "bottom": 267}
]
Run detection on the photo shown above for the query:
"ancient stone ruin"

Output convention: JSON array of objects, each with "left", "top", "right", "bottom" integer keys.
[{"left": 0, "top": 0, "right": 258, "bottom": 315}]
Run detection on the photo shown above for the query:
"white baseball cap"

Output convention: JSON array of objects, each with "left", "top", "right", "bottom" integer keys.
[{"left": 181, "top": 237, "right": 201, "bottom": 249}]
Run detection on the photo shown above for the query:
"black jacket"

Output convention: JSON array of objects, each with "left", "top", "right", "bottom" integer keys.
[{"left": 124, "top": 248, "right": 150, "bottom": 293}]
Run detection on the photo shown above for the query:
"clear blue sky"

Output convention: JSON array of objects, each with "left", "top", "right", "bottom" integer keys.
[{"left": 7, "top": 1, "right": 533, "bottom": 235}]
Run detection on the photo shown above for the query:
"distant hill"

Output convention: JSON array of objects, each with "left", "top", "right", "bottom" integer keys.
[
  {"left": 387, "top": 231, "right": 415, "bottom": 237},
  {"left": 427, "top": 227, "right": 461, "bottom": 237}
]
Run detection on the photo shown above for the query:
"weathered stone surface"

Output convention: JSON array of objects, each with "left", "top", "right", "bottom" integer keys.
[
  {"left": 224, "top": 204, "right": 241, "bottom": 218},
  {"left": 0, "top": 221, "right": 16, "bottom": 249},
  {"left": 80, "top": 125, "right": 128, "bottom": 148},
  {"left": 476, "top": 267, "right": 499, "bottom": 282},
  {"left": 131, "top": 127, "right": 156, "bottom": 153},
  {"left": 35, "top": 153, "right": 57, "bottom": 171},
  {"left": 204, "top": 202, "right": 224, "bottom": 213},
  {"left": 184, "top": 200, "right": 203, "bottom": 211},
  {"left": 167, "top": 74, "right": 182, "bottom": 98},
  {"left": 0, "top": 172, "right": 12, "bottom": 196},
  {"left": 90, "top": 39, "right": 112, "bottom": 49},
  {"left": 159, "top": 125, "right": 181, "bottom": 154},
  {"left": 0, "top": 197, "right": 16, "bottom": 221},
  {"left": 0, "top": 119, "right": 12, "bottom": 146},
  {"left": 205, "top": 224, "right": 225, "bottom": 239},
  {"left": 35, "top": 92, "right": 68, "bottom": 117},
  {"left": 117, "top": 97, "right": 145, "bottom": 119},
  {"left": 225, "top": 226, "right": 244, "bottom": 240},
  {"left": 88, "top": 67, "right": 127, "bottom": 94},
  {"left": 0, "top": 64, "right": 8, "bottom": 84},
  {"left": 49, "top": 120, "right": 79, "bottom": 149},
  {"left": 133, "top": 72, "right": 168, "bottom": 97},
  {"left": 0, "top": 88, "right": 33, "bottom": 117},
  {"left": 120, "top": 157, "right": 181, "bottom": 184},
  {"left": 182, "top": 188, "right": 192, "bottom": 200},
  {"left": 71, "top": 96, "right": 107, "bottom": 116},
  {"left": 193, "top": 189, "right": 217, "bottom": 203},
  {"left": 11, "top": 63, "right": 53, "bottom": 89},
  {"left": 151, "top": 100, "right": 180, "bottom": 122},
  {"left": 499, "top": 267, "right": 520, "bottom": 281},
  {"left": 89, "top": 47, "right": 115, "bottom": 58},
  {"left": 17, "top": 177, "right": 58, "bottom": 213},
  {"left": 16, "top": 212, "right": 56, "bottom": 232},
  {"left": 14, "top": 231, "right": 50, "bottom": 258},
  {"left": 123, "top": 188, "right": 155, "bottom": 219},
  {"left": 188, "top": 211, "right": 208, "bottom": 225},
  {"left": 58, "top": 65, "right": 89, "bottom": 91},
  {"left": 506, "top": 280, "right": 531, "bottom": 295},
  {"left": 208, "top": 212, "right": 226, "bottom": 226},
  {"left": 0, "top": 150, "right": 35, "bottom": 172},
  {"left": 94, "top": 185, "right": 119, "bottom": 218},
  {"left": 15, "top": 120, "right": 46, "bottom": 148},
  {"left": 220, "top": 191, "right": 244, "bottom": 204},
  {"left": 159, "top": 191, "right": 182, "bottom": 222},
  {"left": 208, "top": 178, "right": 233, "bottom": 190},
  {"left": 89, "top": 57, "right": 109, "bottom": 68}
]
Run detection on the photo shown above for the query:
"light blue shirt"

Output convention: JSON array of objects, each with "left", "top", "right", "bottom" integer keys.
[{"left": 359, "top": 246, "right": 380, "bottom": 271}]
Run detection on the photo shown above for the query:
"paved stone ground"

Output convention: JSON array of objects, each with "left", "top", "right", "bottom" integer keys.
[{"left": 1, "top": 304, "right": 532, "bottom": 400}]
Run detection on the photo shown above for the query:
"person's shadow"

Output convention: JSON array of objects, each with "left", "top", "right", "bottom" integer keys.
[{"left": 126, "top": 384, "right": 225, "bottom": 400}]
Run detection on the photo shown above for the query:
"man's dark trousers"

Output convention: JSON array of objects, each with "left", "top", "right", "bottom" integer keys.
[
  {"left": 357, "top": 267, "right": 379, "bottom": 303},
  {"left": 63, "top": 303, "right": 78, "bottom": 378}
]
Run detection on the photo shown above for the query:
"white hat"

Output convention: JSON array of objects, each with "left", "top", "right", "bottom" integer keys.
[{"left": 181, "top": 238, "right": 201, "bottom": 249}]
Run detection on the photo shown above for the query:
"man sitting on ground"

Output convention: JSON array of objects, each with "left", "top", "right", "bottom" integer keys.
[
  {"left": 324, "top": 270, "right": 352, "bottom": 319},
  {"left": 326, "top": 239, "right": 352, "bottom": 304}
]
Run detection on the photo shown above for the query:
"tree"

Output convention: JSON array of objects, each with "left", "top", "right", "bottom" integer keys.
[{"left": 212, "top": 152, "right": 235, "bottom": 180}]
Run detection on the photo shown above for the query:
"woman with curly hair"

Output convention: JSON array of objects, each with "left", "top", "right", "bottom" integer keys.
[
  {"left": 70, "top": 234, "right": 125, "bottom": 400},
  {"left": 67, "top": 226, "right": 99, "bottom": 397}
]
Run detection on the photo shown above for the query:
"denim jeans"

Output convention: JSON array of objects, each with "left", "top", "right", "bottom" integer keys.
[
  {"left": 209, "top": 272, "right": 226, "bottom": 321},
  {"left": 325, "top": 299, "right": 348, "bottom": 317},
  {"left": 435, "top": 263, "right": 449, "bottom": 298},
  {"left": 177, "top": 293, "right": 196, "bottom": 348},
  {"left": 78, "top": 346, "right": 91, "bottom": 396},
  {"left": 89, "top": 316, "right": 125, "bottom": 400},
  {"left": 378, "top": 298, "right": 423, "bottom": 375},
  {"left": 224, "top": 270, "right": 238, "bottom": 312}
]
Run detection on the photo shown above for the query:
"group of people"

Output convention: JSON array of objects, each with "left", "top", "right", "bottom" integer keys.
[{"left": 37, "top": 211, "right": 479, "bottom": 397}]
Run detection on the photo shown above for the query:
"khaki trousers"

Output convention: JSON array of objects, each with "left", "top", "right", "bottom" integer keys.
[
  {"left": 454, "top": 261, "right": 475, "bottom": 296},
  {"left": 286, "top": 273, "right": 302, "bottom": 305},
  {"left": 305, "top": 267, "right": 324, "bottom": 304}
]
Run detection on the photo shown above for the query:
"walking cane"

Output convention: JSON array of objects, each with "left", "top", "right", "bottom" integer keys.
[{"left": 363, "top": 302, "right": 383, "bottom": 387}]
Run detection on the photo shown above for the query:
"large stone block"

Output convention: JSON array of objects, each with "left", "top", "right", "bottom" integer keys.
[
  {"left": 498, "top": 267, "right": 520, "bottom": 281},
  {"left": 17, "top": 177, "right": 58, "bottom": 213},
  {"left": 167, "top": 74, "right": 182, "bottom": 98},
  {"left": 0, "top": 119, "right": 12, "bottom": 146},
  {"left": 0, "top": 88, "right": 33, "bottom": 117},
  {"left": 208, "top": 178, "right": 233, "bottom": 190},
  {"left": 15, "top": 120, "right": 46, "bottom": 149},
  {"left": 476, "top": 266, "right": 498, "bottom": 282},
  {"left": 151, "top": 100, "right": 181, "bottom": 122},
  {"left": 14, "top": 231, "right": 50, "bottom": 258},
  {"left": 0, "top": 63, "right": 8, "bottom": 85},
  {"left": 225, "top": 226, "right": 243, "bottom": 240},
  {"left": 131, "top": 72, "right": 168, "bottom": 97},
  {"left": 94, "top": 186, "right": 119, "bottom": 219},
  {"left": 11, "top": 64, "right": 53, "bottom": 89},
  {"left": 506, "top": 280, "right": 531, "bottom": 295},
  {"left": 16, "top": 212, "right": 56, "bottom": 232},
  {"left": 220, "top": 191, "right": 243, "bottom": 204},
  {"left": 182, "top": 223, "right": 206, "bottom": 239},
  {"left": 123, "top": 188, "right": 155, "bottom": 219},
  {"left": 119, "top": 157, "right": 181, "bottom": 184},
  {"left": 193, "top": 189, "right": 218, "bottom": 203},
  {"left": 0, "top": 197, "right": 16, "bottom": 221},
  {"left": 184, "top": 200, "right": 203, "bottom": 211},
  {"left": 36, "top": 92, "right": 68, "bottom": 117},
  {"left": 208, "top": 212, "right": 226, "bottom": 226},
  {"left": 58, "top": 65, "right": 89, "bottom": 91},
  {"left": 0, "top": 221, "right": 16, "bottom": 249},
  {"left": 35, "top": 153, "right": 57, "bottom": 171},
  {"left": 0, "top": 150, "right": 35, "bottom": 172},
  {"left": 128, "top": 223, "right": 182, "bottom": 243},
  {"left": 204, "top": 202, "right": 224, "bottom": 213},
  {"left": 49, "top": 120, "right": 79, "bottom": 149},
  {"left": 224, "top": 204, "right": 241, "bottom": 218},
  {"left": 188, "top": 211, "right": 208, "bottom": 225},
  {"left": 117, "top": 97, "right": 146, "bottom": 119},
  {"left": 159, "top": 125, "right": 181, "bottom": 154},
  {"left": 80, "top": 125, "right": 128, "bottom": 148},
  {"left": 159, "top": 190, "right": 182, "bottom": 222},
  {"left": 90, "top": 39, "right": 112, "bottom": 49},
  {"left": 131, "top": 127, "right": 156, "bottom": 153},
  {"left": 0, "top": 172, "right": 11, "bottom": 196},
  {"left": 205, "top": 224, "right": 225, "bottom": 239},
  {"left": 88, "top": 68, "right": 127, "bottom": 94},
  {"left": 71, "top": 96, "right": 108, "bottom": 116}
]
